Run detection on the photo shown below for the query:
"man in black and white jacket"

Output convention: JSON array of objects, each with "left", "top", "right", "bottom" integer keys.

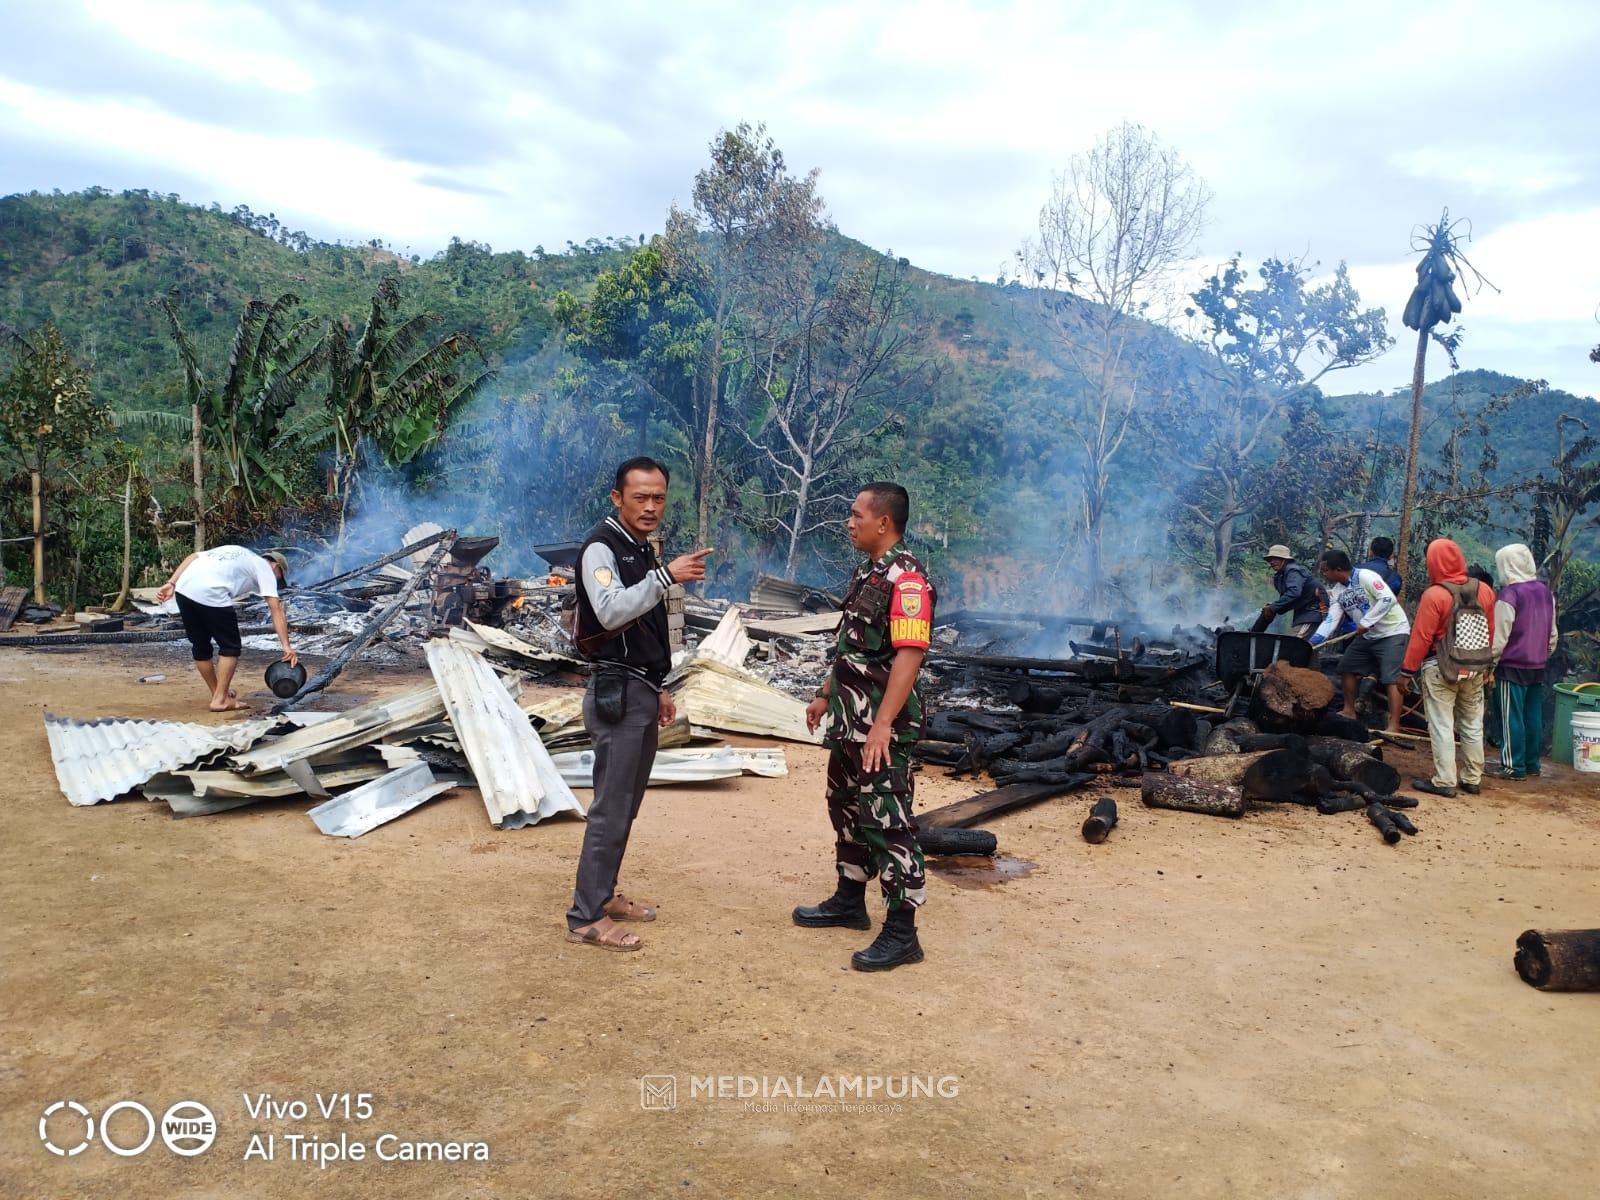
[{"left": 564, "top": 456, "right": 711, "bottom": 952}]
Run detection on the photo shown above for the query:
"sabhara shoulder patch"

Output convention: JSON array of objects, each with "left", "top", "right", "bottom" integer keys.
[{"left": 889, "top": 572, "right": 932, "bottom": 647}]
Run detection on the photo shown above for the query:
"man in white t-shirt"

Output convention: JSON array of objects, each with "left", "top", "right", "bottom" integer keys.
[
  {"left": 1310, "top": 548, "right": 1412, "bottom": 732},
  {"left": 154, "top": 545, "right": 298, "bottom": 711}
]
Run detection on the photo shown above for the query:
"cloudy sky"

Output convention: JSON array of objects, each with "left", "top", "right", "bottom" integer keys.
[{"left": 3, "top": 0, "right": 1596, "bottom": 399}]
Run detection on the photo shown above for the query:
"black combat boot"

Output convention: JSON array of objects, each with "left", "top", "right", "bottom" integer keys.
[
  {"left": 850, "top": 906, "right": 923, "bottom": 972},
  {"left": 792, "top": 878, "right": 870, "bottom": 929}
]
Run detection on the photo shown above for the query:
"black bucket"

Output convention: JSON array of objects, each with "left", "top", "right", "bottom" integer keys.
[{"left": 265, "top": 659, "right": 308, "bottom": 698}]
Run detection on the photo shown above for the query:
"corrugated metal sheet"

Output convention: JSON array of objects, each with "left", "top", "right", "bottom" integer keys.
[
  {"left": 44, "top": 713, "right": 280, "bottom": 807},
  {"left": 750, "top": 574, "right": 840, "bottom": 612},
  {"left": 426, "top": 639, "right": 585, "bottom": 828},
  {"left": 464, "top": 620, "right": 581, "bottom": 668},
  {"left": 693, "top": 607, "right": 753, "bottom": 668},
  {"left": 668, "top": 661, "right": 821, "bottom": 744},
  {"left": 548, "top": 746, "right": 787, "bottom": 787},
  {"left": 228, "top": 684, "right": 444, "bottom": 775},
  {"left": 307, "top": 762, "right": 458, "bottom": 838}
]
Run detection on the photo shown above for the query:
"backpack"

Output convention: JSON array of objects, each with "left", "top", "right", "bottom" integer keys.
[{"left": 1435, "top": 580, "right": 1493, "bottom": 679}]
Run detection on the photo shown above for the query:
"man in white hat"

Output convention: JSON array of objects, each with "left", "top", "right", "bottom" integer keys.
[
  {"left": 155, "top": 545, "right": 298, "bottom": 711},
  {"left": 1251, "top": 545, "right": 1321, "bottom": 638}
]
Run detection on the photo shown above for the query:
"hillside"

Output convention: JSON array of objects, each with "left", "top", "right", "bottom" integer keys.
[
  {"left": 0, "top": 188, "right": 628, "bottom": 409},
  {"left": 2, "top": 189, "right": 1594, "bottom": 587}
]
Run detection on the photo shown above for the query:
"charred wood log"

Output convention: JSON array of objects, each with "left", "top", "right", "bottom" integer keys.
[
  {"left": 1152, "top": 707, "right": 1200, "bottom": 752},
  {"left": 919, "top": 826, "right": 998, "bottom": 857},
  {"left": 1204, "top": 717, "right": 1259, "bottom": 756},
  {"left": 1170, "top": 749, "right": 1314, "bottom": 803},
  {"left": 1317, "top": 780, "right": 1419, "bottom": 811},
  {"left": 1081, "top": 796, "right": 1119, "bottom": 843},
  {"left": 994, "top": 764, "right": 1104, "bottom": 784},
  {"left": 911, "top": 740, "right": 968, "bottom": 765},
  {"left": 1316, "top": 711, "right": 1372, "bottom": 742},
  {"left": 1387, "top": 808, "right": 1418, "bottom": 836},
  {"left": 1140, "top": 772, "right": 1247, "bottom": 818},
  {"left": 1365, "top": 802, "right": 1402, "bottom": 844},
  {"left": 1005, "top": 680, "right": 1094, "bottom": 713},
  {"left": 1170, "top": 750, "right": 1272, "bottom": 785},
  {"left": 1017, "top": 728, "right": 1084, "bottom": 762},
  {"left": 1255, "top": 661, "right": 1336, "bottom": 727},
  {"left": 918, "top": 778, "right": 1095, "bottom": 829},
  {"left": 1236, "top": 732, "right": 1310, "bottom": 755},
  {"left": 1305, "top": 736, "right": 1401, "bottom": 795},
  {"left": 1514, "top": 929, "right": 1600, "bottom": 992},
  {"left": 1317, "top": 793, "right": 1366, "bottom": 814}
]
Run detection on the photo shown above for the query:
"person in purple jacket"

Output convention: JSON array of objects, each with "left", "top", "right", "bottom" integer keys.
[{"left": 1491, "top": 543, "right": 1559, "bottom": 779}]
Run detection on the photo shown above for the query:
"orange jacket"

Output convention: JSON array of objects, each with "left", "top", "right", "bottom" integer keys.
[{"left": 1402, "top": 538, "right": 1495, "bottom": 673}]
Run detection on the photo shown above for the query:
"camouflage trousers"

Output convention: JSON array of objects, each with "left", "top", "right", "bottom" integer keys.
[{"left": 825, "top": 743, "right": 926, "bottom": 911}]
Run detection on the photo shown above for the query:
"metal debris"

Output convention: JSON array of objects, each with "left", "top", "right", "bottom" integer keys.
[
  {"left": 307, "top": 762, "right": 460, "bottom": 838},
  {"left": 425, "top": 639, "right": 584, "bottom": 828},
  {"left": 229, "top": 684, "right": 445, "bottom": 776},
  {"left": 44, "top": 713, "right": 281, "bottom": 807},
  {"left": 548, "top": 745, "right": 788, "bottom": 788},
  {"left": 668, "top": 658, "right": 822, "bottom": 744}
]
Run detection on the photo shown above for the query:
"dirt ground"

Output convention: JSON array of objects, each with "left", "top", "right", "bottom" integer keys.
[{"left": 3, "top": 642, "right": 1599, "bottom": 1199}]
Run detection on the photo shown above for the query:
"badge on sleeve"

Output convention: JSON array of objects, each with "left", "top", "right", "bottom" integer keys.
[
  {"left": 889, "top": 574, "right": 932, "bottom": 648},
  {"left": 593, "top": 567, "right": 614, "bottom": 588}
]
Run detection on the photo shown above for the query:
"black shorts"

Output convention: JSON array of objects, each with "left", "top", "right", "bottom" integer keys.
[{"left": 176, "top": 592, "right": 242, "bottom": 660}]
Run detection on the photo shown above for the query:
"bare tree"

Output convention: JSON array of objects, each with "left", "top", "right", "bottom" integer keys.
[
  {"left": 667, "top": 123, "right": 824, "bottom": 550},
  {"left": 739, "top": 249, "right": 929, "bottom": 575},
  {"left": 1016, "top": 123, "right": 1209, "bottom": 603}
]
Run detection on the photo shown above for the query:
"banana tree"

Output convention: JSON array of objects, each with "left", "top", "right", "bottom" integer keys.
[
  {"left": 312, "top": 277, "right": 493, "bottom": 545},
  {"left": 135, "top": 291, "right": 324, "bottom": 541}
]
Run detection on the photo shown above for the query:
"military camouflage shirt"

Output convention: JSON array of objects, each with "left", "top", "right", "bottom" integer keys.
[{"left": 823, "top": 543, "right": 936, "bottom": 748}]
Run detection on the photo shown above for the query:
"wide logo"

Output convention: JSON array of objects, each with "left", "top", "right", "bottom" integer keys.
[{"left": 39, "top": 1099, "right": 216, "bottom": 1158}]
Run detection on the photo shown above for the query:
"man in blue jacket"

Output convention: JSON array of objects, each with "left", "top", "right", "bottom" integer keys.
[{"left": 1358, "top": 536, "right": 1404, "bottom": 596}]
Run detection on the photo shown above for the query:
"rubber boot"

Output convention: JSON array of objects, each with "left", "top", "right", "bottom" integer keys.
[
  {"left": 850, "top": 906, "right": 924, "bottom": 972},
  {"left": 792, "top": 877, "right": 870, "bottom": 929}
]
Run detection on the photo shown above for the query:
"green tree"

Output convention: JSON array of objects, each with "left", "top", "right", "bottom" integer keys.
[
  {"left": 1155, "top": 255, "right": 1391, "bottom": 581},
  {"left": 0, "top": 323, "right": 109, "bottom": 601},
  {"left": 1530, "top": 411, "right": 1600, "bottom": 599},
  {"left": 666, "top": 122, "right": 824, "bottom": 549},
  {"left": 140, "top": 291, "right": 324, "bottom": 539},
  {"left": 557, "top": 238, "right": 709, "bottom": 460},
  {"left": 313, "top": 277, "right": 493, "bottom": 541}
]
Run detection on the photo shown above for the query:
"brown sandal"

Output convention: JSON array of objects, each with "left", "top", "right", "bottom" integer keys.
[
  {"left": 566, "top": 918, "right": 643, "bottom": 952},
  {"left": 604, "top": 893, "right": 658, "bottom": 922}
]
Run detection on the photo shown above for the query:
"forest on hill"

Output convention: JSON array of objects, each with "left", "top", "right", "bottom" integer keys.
[{"left": 3, "top": 124, "right": 1597, "bottom": 618}]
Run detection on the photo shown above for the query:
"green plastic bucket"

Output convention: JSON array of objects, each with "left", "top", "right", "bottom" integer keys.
[{"left": 1552, "top": 682, "right": 1600, "bottom": 766}]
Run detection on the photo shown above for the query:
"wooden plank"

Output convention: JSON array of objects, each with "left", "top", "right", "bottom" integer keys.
[
  {"left": 918, "top": 778, "right": 1094, "bottom": 830},
  {"left": 0, "top": 585, "right": 26, "bottom": 632}
]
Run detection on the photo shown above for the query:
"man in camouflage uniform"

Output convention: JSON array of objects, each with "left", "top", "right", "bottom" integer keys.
[{"left": 794, "top": 482, "right": 935, "bottom": 971}]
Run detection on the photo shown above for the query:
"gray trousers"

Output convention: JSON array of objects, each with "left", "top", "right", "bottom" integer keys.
[{"left": 566, "top": 674, "right": 660, "bottom": 929}]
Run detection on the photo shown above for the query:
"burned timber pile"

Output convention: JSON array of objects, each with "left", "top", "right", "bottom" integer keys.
[
  {"left": 16, "top": 537, "right": 1426, "bottom": 851},
  {"left": 911, "top": 610, "right": 1422, "bottom": 849}
]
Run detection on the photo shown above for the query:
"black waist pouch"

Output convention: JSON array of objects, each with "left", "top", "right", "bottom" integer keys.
[{"left": 594, "top": 672, "right": 628, "bottom": 725}]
